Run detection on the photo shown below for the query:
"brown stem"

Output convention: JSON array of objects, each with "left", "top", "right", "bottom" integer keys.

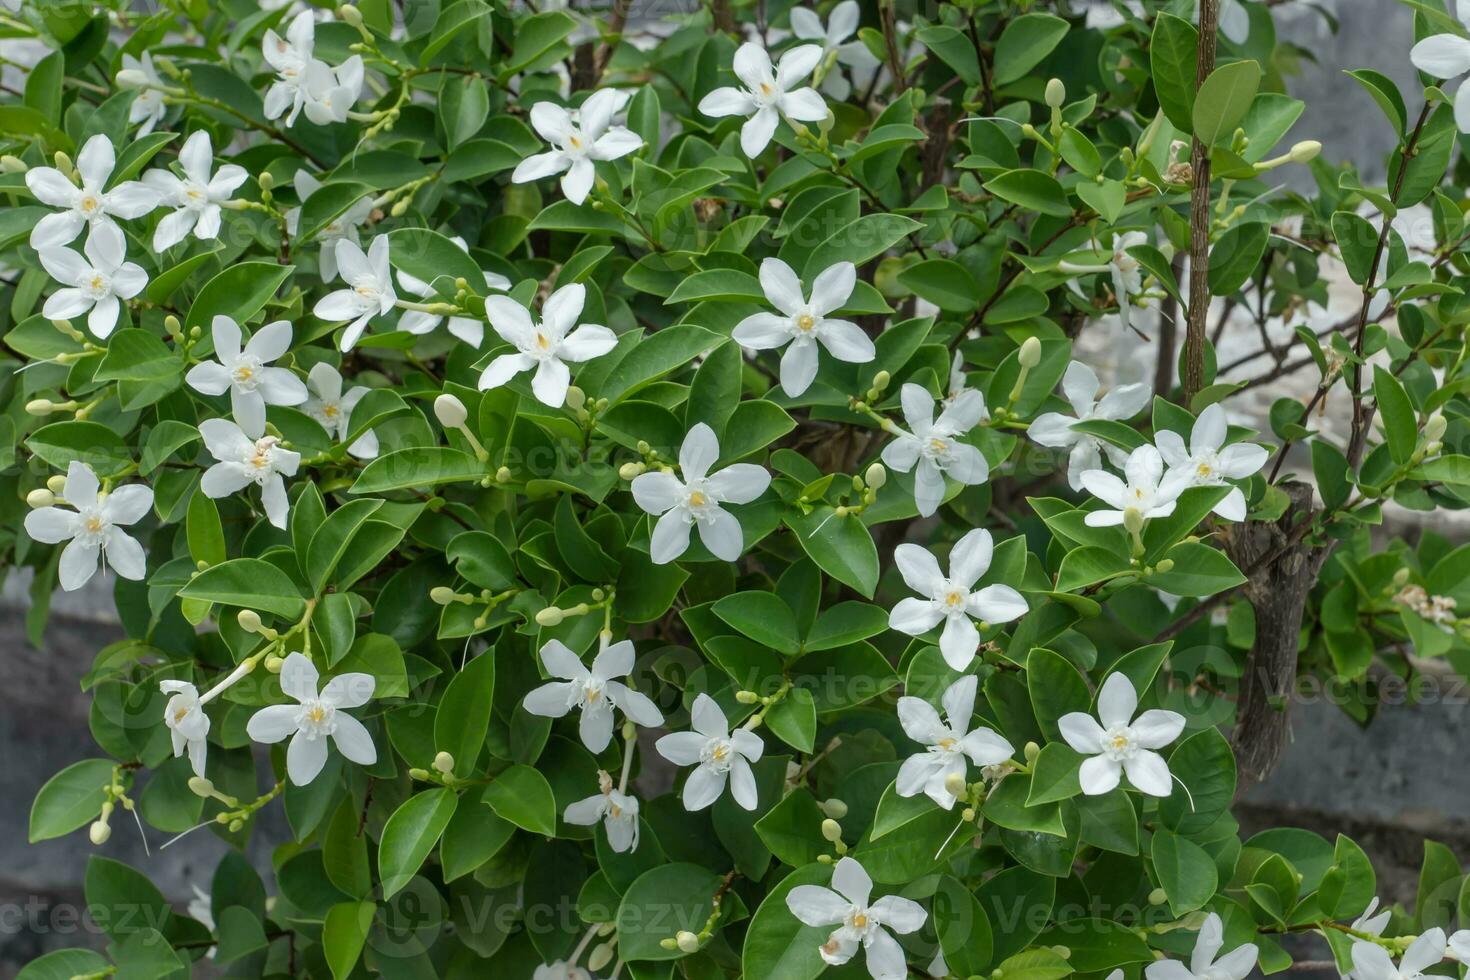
[
  {"left": 1182, "top": 0, "right": 1219, "bottom": 403},
  {"left": 879, "top": 0, "right": 908, "bottom": 95}
]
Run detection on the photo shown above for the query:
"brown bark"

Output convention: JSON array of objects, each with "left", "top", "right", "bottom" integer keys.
[{"left": 1182, "top": 0, "right": 1219, "bottom": 403}]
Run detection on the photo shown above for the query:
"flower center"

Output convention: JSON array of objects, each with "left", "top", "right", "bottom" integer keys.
[
  {"left": 323, "top": 404, "right": 339, "bottom": 418},
  {"left": 701, "top": 738, "right": 735, "bottom": 772},
  {"left": 568, "top": 133, "right": 584, "bottom": 150},
  {"left": 935, "top": 736, "right": 957, "bottom": 751},
  {"left": 86, "top": 273, "right": 110, "bottom": 297},
  {"left": 927, "top": 437, "right": 949, "bottom": 457},
  {"left": 300, "top": 699, "right": 336, "bottom": 734},
  {"left": 78, "top": 195, "right": 100, "bottom": 215},
  {"left": 173, "top": 705, "right": 191, "bottom": 723},
  {"left": 796, "top": 313, "right": 815, "bottom": 332},
  {"left": 944, "top": 589, "right": 966, "bottom": 609},
  {"left": 688, "top": 490, "right": 707, "bottom": 507},
  {"left": 1102, "top": 725, "right": 1137, "bottom": 760},
  {"left": 536, "top": 331, "right": 551, "bottom": 350}
]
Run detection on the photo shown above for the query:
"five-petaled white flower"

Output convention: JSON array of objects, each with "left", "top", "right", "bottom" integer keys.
[
  {"left": 397, "top": 236, "right": 510, "bottom": 347},
  {"left": 1155, "top": 403, "right": 1267, "bottom": 522},
  {"left": 1410, "top": 3, "right": 1470, "bottom": 132},
  {"left": 313, "top": 236, "right": 397, "bottom": 351},
  {"left": 732, "top": 258, "right": 874, "bottom": 397},
  {"left": 285, "top": 170, "right": 373, "bottom": 281},
  {"left": 199, "top": 418, "right": 302, "bottom": 529},
  {"left": 24, "top": 461, "right": 152, "bottom": 592},
  {"left": 25, "top": 133, "right": 157, "bottom": 250},
  {"left": 790, "top": 0, "right": 882, "bottom": 100},
  {"left": 298, "top": 55, "right": 364, "bottom": 126},
  {"left": 142, "top": 131, "right": 248, "bottom": 252},
  {"left": 477, "top": 283, "right": 616, "bottom": 407},
  {"left": 160, "top": 680, "right": 210, "bottom": 777},
  {"left": 564, "top": 770, "right": 640, "bottom": 853},
  {"left": 304, "top": 362, "right": 378, "bottom": 458},
  {"left": 246, "top": 652, "right": 376, "bottom": 786},
  {"left": 655, "top": 693, "right": 764, "bottom": 811},
  {"left": 1145, "top": 913, "right": 1258, "bottom": 980},
  {"left": 522, "top": 636, "right": 664, "bottom": 753},
  {"left": 896, "top": 675, "right": 1014, "bottom": 808},
  {"left": 698, "top": 41, "right": 828, "bottom": 158},
  {"left": 1350, "top": 929, "right": 1446, "bottom": 980},
  {"left": 38, "top": 228, "right": 148, "bottom": 339},
  {"left": 880, "top": 383, "right": 990, "bottom": 519},
  {"left": 511, "top": 91, "right": 643, "bottom": 205},
  {"left": 186, "top": 317, "right": 307, "bottom": 439},
  {"left": 786, "top": 856, "right": 927, "bottom": 980},
  {"left": 888, "top": 529, "right": 1028, "bottom": 670},
  {"left": 121, "top": 53, "right": 167, "bottom": 136},
  {"left": 1059, "top": 672, "right": 1185, "bottom": 797},
  {"left": 1080, "top": 444, "right": 1191, "bottom": 529},
  {"left": 631, "top": 423, "right": 771, "bottom": 564},
  {"left": 1029, "top": 361, "right": 1152, "bottom": 491},
  {"left": 262, "top": 11, "right": 362, "bottom": 127}
]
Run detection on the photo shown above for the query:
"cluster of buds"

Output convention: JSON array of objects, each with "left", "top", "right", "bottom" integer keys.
[
  {"left": 1392, "top": 581, "right": 1460, "bottom": 634},
  {"left": 410, "top": 751, "right": 459, "bottom": 785},
  {"left": 535, "top": 588, "right": 609, "bottom": 627}
]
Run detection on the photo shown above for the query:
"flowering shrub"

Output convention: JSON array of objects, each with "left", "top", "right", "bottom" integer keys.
[{"left": 5, "top": 1, "right": 1470, "bottom": 979}]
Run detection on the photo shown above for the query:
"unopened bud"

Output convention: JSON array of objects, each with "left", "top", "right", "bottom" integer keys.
[
  {"left": 26, "top": 488, "right": 55, "bottom": 508},
  {"left": 338, "top": 3, "right": 363, "bottom": 26},
  {"left": 264, "top": 655, "right": 285, "bottom": 673},
  {"left": 944, "top": 772, "right": 967, "bottom": 798},
  {"left": 871, "top": 370, "right": 891, "bottom": 391},
  {"left": 53, "top": 151, "right": 73, "bottom": 175},
  {"left": 237, "top": 609, "right": 262, "bottom": 633},
  {"left": 1154, "top": 558, "right": 1174, "bottom": 573},
  {"left": 89, "top": 821, "right": 111, "bottom": 845},
  {"left": 430, "top": 586, "right": 459, "bottom": 605},
  {"left": 864, "top": 462, "right": 887, "bottom": 489},
  {"left": 735, "top": 690, "right": 759, "bottom": 703},
  {"left": 47, "top": 474, "right": 66, "bottom": 494},
  {"left": 25, "top": 399, "right": 54, "bottom": 416},
  {"left": 409, "top": 767, "right": 430, "bottom": 780},
  {"left": 676, "top": 931, "right": 700, "bottom": 953},
  {"left": 588, "top": 942, "right": 615, "bottom": 971},
  {"left": 1024, "top": 741, "right": 1040, "bottom": 764},
  {"left": 818, "top": 798, "right": 848, "bottom": 819},
  {"left": 434, "top": 393, "right": 468, "bottom": 428},
  {"left": 535, "top": 606, "right": 564, "bottom": 626},
  {"left": 821, "top": 818, "right": 843, "bottom": 842},
  {"left": 228, "top": 818, "right": 244, "bottom": 832},
  {"left": 0, "top": 154, "right": 26, "bottom": 173},
  {"left": 619, "top": 461, "right": 644, "bottom": 480},
  {"left": 433, "top": 751, "right": 455, "bottom": 773},
  {"left": 1148, "top": 887, "right": 1168, "bottom": 906},
  {"left": 1044, "top": 78, "right": 1066, "bottom": 108},
  {"left": 565, "top": 386, "right": 586, "bottom": 410},
  {"left": 1392, "top": 567, "right": 1412, "bottom": 587},
  {"left": 495, "top": 466, "right": 512, "bottom": 483},
  {"left": 115, "top": 68, "right": 149, "bottom": 89},
  {"left": 188, "top": 776, "right": 215, "bottom": 797},
  {"left": 1425, "top": 412, "right": 1447, "bottom": 442},
  {"left": 1289, "top": 140, "right": 1322, "bottom": 164},
  {"left": 1122, "top": 506, "right": 1145, "bottom": 535},
  {"left": 1018, "top": 336, "right": 1042, "bottom": 369}
]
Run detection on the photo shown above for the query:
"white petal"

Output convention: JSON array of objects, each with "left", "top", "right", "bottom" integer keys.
[
  {"left": 1412, "top": 33, "right": 1470, "bottom": 78},
  {"left": 246, "top": 704, "right": 299, "bottom": 743},
  {"left": 1078, "top": 755, "right": 1122, "bottom": 795},
  {"left": 786, "top": 885, "right": 848, "bottom": 927},
  {"left": 1058, "top": 712, "right": 1106, "bottom": 754},
  {"left": 808, "top": 262, "right": 855, "bottom": 315},
  {"left": 758, "top": 257, "right": 805, "bottom": 315},
  {"left": 680, "top": 763, "right": 727, "bottom": 810},
  {"left": 1122, "top": 750, "right": 1173, "bottom": 797},
  {"left": 947, "top": 528, "right": 993, "bottom": 588},
  {"left": 696, "top": 506, "right": 744, "bottom": 561},
  {"left": 649, "top": 509, "right": 692, "bottom": 563},
  {"left": 889, "top": 598, "right": 944, "bottom": 637},
  {"left": 705, "top": 463, "right": 771, "bottom": 504},
  {"left": 286, "top": 732, "right": 329, "bottom": 785},
  {"left": 1097, "top": 672, "right": 1138, "bottom": 729},
  {"left": 332, "top": 713, "right": 377, "bottom": 766},
  {"left": 58, "top": 538, "right": 100, "bottom": 591},
  {"left": 778, "top": 340, "right": 819, "bottom": 397}
]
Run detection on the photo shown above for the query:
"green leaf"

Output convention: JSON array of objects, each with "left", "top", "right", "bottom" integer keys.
[
  {"left": 29, "top": 758, "right": 114, "bottom": 842},
  {"left": 434, "top": 651, "right": 495, "bottom": 778},
  {"left": 993, "top": 14, "right": 1070, "bottom": 85},
  {"left": 741, "top": 862, "right": 832, "bottom": 980},
  {"left": 378, "top": 788, "right": 458, "bottom": 899},
  {"left": 179, "top": 558, "right": 307, "bottom": 618},
  {"left": 1026, "top": 743, "right": 1084, "bottom": 805},
  {"left": 1153, "top": 828, "right": 1219, "bottom": 915},
  {"left": 322, "top": 901, "right": 375, "bottom": 980},
  {"left": 1193, "top": 60, "right": 1262, "bottom": 146},
  {"left": 1373, "top": 365, "right": 1417, "bottom": 465},
  {"left": 1333, "top": 211, "right": 1380, "bottom": 285},
  {"left": 483, "top": 764, "right": 556, "bottom": 836},
  {"left": 185, "top": 262, "right": 294, "bottom": 334},
  {"left": 936, "top": 875, "right": 993, "bottom": 975},
  {"left": 351, "top": 447, "right": 485, "bottom": 493},
  {"left": 1151, "top": 14, "right": 1200, "bottom": 131},
  {"left": 1026, "top": 647, "right": 1091, "bottom": 741},
  {"left": 616, "top": 863, "right": 724, "bottom": 961},
  {"left": 784, "top": 508, "right": 879, "bottom": 598},
  {"left": 712, "top": 591, "right": 800, "bottom": 654},
  {"left": 1208, "top": 222, "right": 1270, "bottom": 295},
  {"left": 305, "top": 499, "right": 384, "bottom": 594},
  {"left": 1149, "top": 542, "right": 1247, "bottom": 597},
  {"left": 1160, "top": 728, "right": 1236, "bottom": 835},
  {"left": 983, "top": 169, "right": 1073, "bottom": 217}
]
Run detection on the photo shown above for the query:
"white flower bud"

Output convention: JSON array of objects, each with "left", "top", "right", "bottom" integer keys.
[
  {"left": 565, "top": 385, "right": 586, "bottom": 410},
  {"left": 433, "top": 751, "right": 455, "bottom": 774},
  {"left": 864, "top": 462, "right": 887, "bottom": 489},
  {"left": 1045, "top": 78, "right": 1067, "bottom": 108},
  {"left": 588, "top": 942, "right": 615, "bottom": 971},
  {"left": 1425, "top": 412, "right": 1447, "bottom": 442},
  {"left": 676, "top": 931, "right": 700, "bottom": 953},
  {"left": 430, "top": 586, "right": 458, "bottom": 605},
  {"left": 115, "top": 68, "right": 150, "bottom": 90},
  {"left": 1018, "top": 336, "right": 1042, "bottom": 369},
  {"left": 1289, "top": 140, "right": 1322, "bottom": 164},
  {"left": 46, "top": 474, "right": 67, "bottom": 495},
  {"left": 25, "top": 399, "right": 54, "bottom": 416},
  {"left": 434, "top": 393, "right": 468, "bottom": 428},
  {"left": 237, "top": 609, "right": 262, "bottom": 633},
  {"left": 26, "top": 488, "right": 55, "bottom": 509},
  {"left": 1123, "top": 506, "right": 1146, "bottom": 535},
  {"left": 535, "top": 607, "right": 564, "bottom": 626},
  {"left": 89, "top": 821, "right": 111, "bottom": 845},
  {"left": 188, "top": 776, "right": 215, "bottom": 797},
  {"left": 818, "top": 798, "right": 848, "bottom": 820},
  {"left": 820, "top": 818, "right": 843, "bottom": 842},
  {"left": 0, "top": 155, "right": 26, "bottom": 174},
  {"left": 944, "top": 772, "right": 967, "bottom": 798},
  {"left": 618, "top": 461, "right": 644, "bottom": 481}
]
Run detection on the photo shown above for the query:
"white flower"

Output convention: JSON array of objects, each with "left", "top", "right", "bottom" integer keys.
[
  {"left": 199, "top": 419, "right": 301, "bottom": 529},
  {"left": 285, "top": 170, "right": 372, "bottom": 281},
  {"left": 1155, "top": 403, "right": 1267, "bottom": 522},
  {"left": 396, "top": 236, "right": 510, "bottom": 347},
  {"left": 785, "top": 856, "right": 927, "bottom": 980},
  {"left": 161, "top": 681, "right": 209, "bottom": 776},
  {"left": 245, "top": 652, "right": 376, "bottom": 786},
  {"left": 698, "top": 41, "right": 829, "bottom": 158},
  {"left": 300, "top": 56, "right": 363, "bottom": 126},
  {"left": 304, "top": 362, "right": 378, "bottom": 458},
  {"left": 313, "top": 236, "right": 397, "bottom": 351},
  {"left": 946, "top": 351, "right": 973, "bottom": 403},
  {"left": 564, "top": 770, "right": 640, "bottom": 853},
  {"left": 521, "top": 636, "right": 664, "bottom": 753},
  {"left": 1353, "top": 898, "right": 1392, "bottom": 940},
  {"left": 533, "top": 963, "right": 594, "bottom": 980},
  {"left": 262, "top": 11, "right": 317, "bottom": 126},
  {"left": 631, "top": 423, "right": 771, "bottom": 564},
  {"left": 1146, "top": 913, "right": 1258, "bottom": 980},
  {"left": 121, "top": 53, "right": 166, "bottom": 136},
  {"left": 1029, "top": 362, "right": 1152, "bottom": 491},
  {"left": 37, "top": 227, "right": 149, "bottom": 339},
  {"left": 655, "top": 693, "right": 764, "bottom": 811},
  {"left": 1350, "top": 930, "right": 1446, "bottom": 980},
  {"left": 511, "top": 91, "right": 643, "bottom": 205},
  {"left": 895, "top": 675, "right": 1014, "bottom": 808},
  {"left": 732, "top": 258, "right": 874, "bottom": 397},
  {"left": 477, "top": 282, "right": 616, "bottom": 407},
  {"left": 23, "top": 461, "right": 152, "bottom": 592},
  {"left": 888, "top": 529, "right": 1028, "bottom": 671},
  {"left": 880, "top": 383, "right": 990, "bottom": 518},
  {"left": 1059, "top": 673, "right": 1185, "bottom": 797},
  {"left": 1410, "top": 3, "right": 1470, "bottom": 132},
  {"left": 1080, "top": 444, "right": 1191, "bottom": 529},
  {"left": 185, "top": 317, "right": 307, "bottom": 439},
  {"left": 1447, "top": 928, "right": 1470, "bottom": 964},
  {"left": 25, "top": 134, "right": 158, "bottom": 250},
  {"left": 790, "top": 0, "right": 882, "bottom": 100},
  {"left": 142, "top": 131, "right": 248, "bottom": 253}
]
